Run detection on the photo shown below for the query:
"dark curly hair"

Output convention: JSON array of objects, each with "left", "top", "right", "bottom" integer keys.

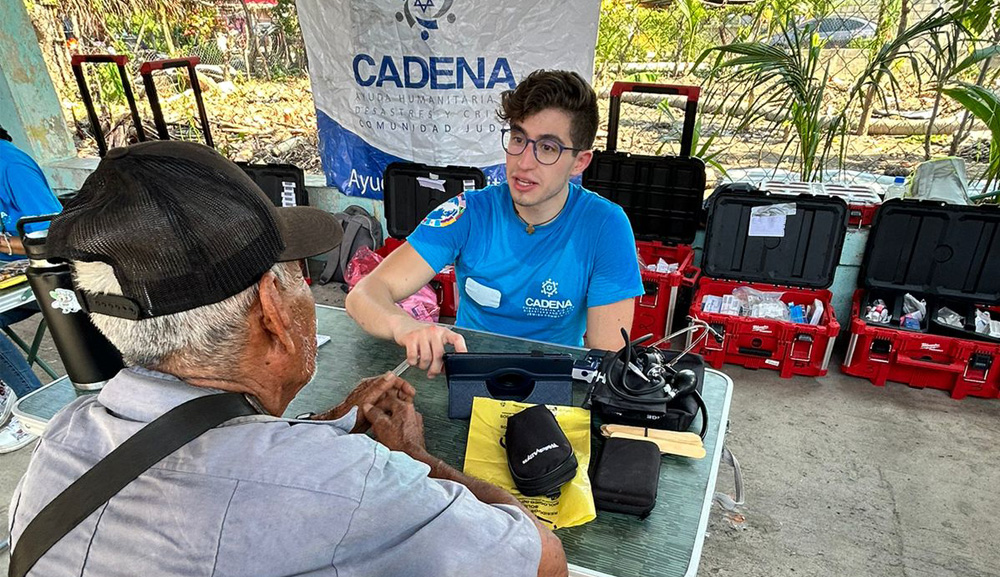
[
  {"left": 0, "top": 125, "right": 11, "bottom": 142},
  {"left": 497, "top": 70, "right": 598, "bottom": 151}
]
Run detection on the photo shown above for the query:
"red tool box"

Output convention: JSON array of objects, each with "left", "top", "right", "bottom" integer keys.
[
  {"left": 582, "top": 82, "right": 706, "bottom": 342},
  {"left": 760, "top": 181, "right": 882, "bottom": 227},
  {"left": 687, "top": 188, "right": 848, "bottom": 377},
  {"left": 375, "top": 162, "right": 485, "bottom": 318},
  {"left": 841, "top": 199, "right": 1000, "bottom": 399}
]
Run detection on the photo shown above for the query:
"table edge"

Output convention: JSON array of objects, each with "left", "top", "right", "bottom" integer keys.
[{"left": 684, "top": 367, "right": 735, "bottom": 577}]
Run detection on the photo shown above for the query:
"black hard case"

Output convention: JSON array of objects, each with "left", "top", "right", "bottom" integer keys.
[
  {"left": 702, "top": 190, "right": 849, "bottom": 290},
  {"left": 859, "top": 199, "right": 1000, "bottom": 341},
  {"left": 582, "top": 83, "right": 706, "bottom": 333},
  {"left": 382, "top": 162, "right": 486, "bottom": 239},
  {"left": 582, "top": 82, "right": 704, "bottom": 246},
  {"left": 237, "top": 162, "right": 308, "bottom": 208},
  {"left": 591, "top": 437, "right": 661, "bottom": 518}
]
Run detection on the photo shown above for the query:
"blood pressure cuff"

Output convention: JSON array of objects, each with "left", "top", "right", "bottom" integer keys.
[
  {"left": 504, "top": 404, "right": 578, "bottom": 498},
  {"left": 590, "top": 348, "right": 705, "bottom": 432},
  {"left": 592, "top": 437, "right": 661, "bottom": 518}
]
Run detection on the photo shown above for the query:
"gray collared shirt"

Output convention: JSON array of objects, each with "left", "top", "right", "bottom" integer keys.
[{"left": 9, "top": 368, "right": 541, "bottom": 576}]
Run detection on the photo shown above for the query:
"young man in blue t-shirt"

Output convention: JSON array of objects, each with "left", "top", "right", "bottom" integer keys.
[{"left": 346, "top": 70, "right": 643, "bottom": 377}]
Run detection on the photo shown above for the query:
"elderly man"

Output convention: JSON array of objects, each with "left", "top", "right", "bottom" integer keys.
[{"left": 8, "top": 141, "right": 566, "bottom": 577}]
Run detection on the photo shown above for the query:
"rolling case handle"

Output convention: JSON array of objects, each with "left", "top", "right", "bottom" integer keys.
[
  {"left": 606, "top": 82, "right": 700, "bottom": 156},
  {"left": 139, "top": 57, "right": 214, "bottom": 148},
  {"left": 70, "top": 54, "right": 147, "bottom": 157}
]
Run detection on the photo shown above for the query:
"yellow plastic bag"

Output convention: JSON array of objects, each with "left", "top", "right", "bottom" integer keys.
[{"left": 463, "top": 397, "right": 595, "bottom": 529}]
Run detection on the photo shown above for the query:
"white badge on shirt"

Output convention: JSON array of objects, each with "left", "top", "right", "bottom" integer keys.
[{"left": 465, "top": 278, "right": 502, "bottom": 309}]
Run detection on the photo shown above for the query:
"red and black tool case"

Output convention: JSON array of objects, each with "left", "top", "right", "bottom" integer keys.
[
  {"left": 688, "top": 190, "right": 848, "bottom": 377},
  {"left": 582, "top": 82, "right": 705, "bottom": 342},
  {"left": 376, "top": 162, "right": 486, "bottom": 317},
  {"left": 841, "top": 199, "right": 1000, "bottom": 399}
]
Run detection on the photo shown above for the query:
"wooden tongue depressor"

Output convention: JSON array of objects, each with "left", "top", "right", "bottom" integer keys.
[
  {"left": 609, "top": 432, "right": 707, "bottom": 459},
  {"left": 600, "top": 425, "right": 703, "bottom": 446}
]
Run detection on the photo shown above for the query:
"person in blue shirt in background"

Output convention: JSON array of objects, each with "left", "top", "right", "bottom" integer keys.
[
  {"left": 0, "top": 124, "right": 63, "bottom": 452},
  {"left": 346, "top": 70, "right": 643, "bottom": 377}
]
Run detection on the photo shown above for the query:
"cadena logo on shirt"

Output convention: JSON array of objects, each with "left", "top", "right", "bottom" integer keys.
[
  {"left": 421, "top": 194, "right": 466, "bottom": 227},
  {"left": 523, "top": 278, "right": 574, "bottom": 319}
]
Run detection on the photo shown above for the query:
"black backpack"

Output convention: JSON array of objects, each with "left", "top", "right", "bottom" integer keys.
[{"left": 319, "top": 205, "right": 384, "bottom": 285}]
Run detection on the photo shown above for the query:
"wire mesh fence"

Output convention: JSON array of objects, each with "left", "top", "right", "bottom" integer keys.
[
  {"left": 593, "top": 0, "right": 1000, "bottom": 198},
  {"left": 24, "top": 0, "right": 1000, "bottom": 198}
]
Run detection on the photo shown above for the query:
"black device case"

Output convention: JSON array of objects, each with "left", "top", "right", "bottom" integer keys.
[
  {"left": 592, "top": 437, "right": 662, "bottom": 518},
  {"left": 504, "top": 404, "right": 578, "bottom": 498}
]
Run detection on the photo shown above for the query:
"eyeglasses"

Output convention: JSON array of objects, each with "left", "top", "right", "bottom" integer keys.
[{"left": 501, "top": 128, "right": 583, "bottom": 166}]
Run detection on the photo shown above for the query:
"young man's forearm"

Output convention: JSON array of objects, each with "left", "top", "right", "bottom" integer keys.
[{"left": 345, "top": 276, "right": 422, "bottom": 340}]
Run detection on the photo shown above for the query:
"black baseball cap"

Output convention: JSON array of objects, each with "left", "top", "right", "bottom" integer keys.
[{"left": 46, "top": 141, "right": 342, "bottom": 319}]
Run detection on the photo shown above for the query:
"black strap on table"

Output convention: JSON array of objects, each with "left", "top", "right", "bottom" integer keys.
[{"left": 8, "top": 392, "right": 258, "bottom": 577}]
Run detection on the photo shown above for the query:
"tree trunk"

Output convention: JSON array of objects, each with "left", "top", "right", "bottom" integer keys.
[
  {"left": 240, "top": 0, "right": 259, "bottom": 77},
  {"left": 159, "top": 4, "right": 175, "bottom": 56},
  {"left": 925, "top": 0, "right": 970, "bottom": 159},
  {"left": 856, "top": 0, "right": 909, "bottom": 136}
]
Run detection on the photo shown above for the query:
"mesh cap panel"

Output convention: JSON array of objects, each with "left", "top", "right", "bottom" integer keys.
[{"left": 45, "top": 142, "right": 339, "bottom": 319}]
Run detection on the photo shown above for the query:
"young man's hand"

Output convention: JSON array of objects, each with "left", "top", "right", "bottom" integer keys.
[
  {"left": 363, "top": 395, "right": 429, "bottom": 459},
  {"left": 315, "top": 372, "right": 416, "bottom": 433},
  {"left": 391, "top": 317, "right": 468, "bottom": 378}
]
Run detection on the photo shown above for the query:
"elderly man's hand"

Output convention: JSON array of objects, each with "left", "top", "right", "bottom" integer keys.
[
  {"left": 392, "top": 321, "right": 468, "bottom": 378},
  {"left": 315, "top": 372, "right": 416, "bottom": 433},
  {"left": 364, "top": 395, "right": 428, "bottom": 459}
]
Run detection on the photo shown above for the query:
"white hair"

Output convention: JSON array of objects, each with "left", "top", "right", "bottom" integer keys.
[{"left": 73, "top": 260, "right": 299, "bottom": 370}]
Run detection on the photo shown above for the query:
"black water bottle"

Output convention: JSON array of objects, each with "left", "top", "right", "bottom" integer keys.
[{"left": 18, "top": 215, "right": 124, "bottom": 391}]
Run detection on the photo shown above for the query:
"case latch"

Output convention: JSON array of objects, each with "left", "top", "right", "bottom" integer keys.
[
  {"left": 963, "top": 353, "right": 992, "bottom": 384},
  {"left": 869, "top": 338, "right": 892, "bottom": 363}
]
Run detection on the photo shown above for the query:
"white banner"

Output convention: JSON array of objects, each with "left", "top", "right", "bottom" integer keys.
[{"left": 296, "top": 0, "right": 602, "bottom": 198}]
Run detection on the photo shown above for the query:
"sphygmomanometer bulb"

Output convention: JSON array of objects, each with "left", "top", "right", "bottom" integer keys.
[{"left": 672, "top": 369, "right": 698, "bottom": 397}]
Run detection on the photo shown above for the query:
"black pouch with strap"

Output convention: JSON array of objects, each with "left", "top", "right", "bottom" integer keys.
[
  {"left": 8, "top": 393, "right": 257, "bottom": 577},
  {"left": 503, "top": 404, "right": 578, "bottom": 498}
]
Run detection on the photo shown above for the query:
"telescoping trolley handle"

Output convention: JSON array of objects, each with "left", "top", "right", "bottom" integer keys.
[
  {"left": 139, "top": 57, "right": 214, "bottom": 148},
  {"left": 606, "top": 82, "right": 700, "bottom": 156},
  {"left": 70, "top": 54, "right": 147, "bottom": 157}
]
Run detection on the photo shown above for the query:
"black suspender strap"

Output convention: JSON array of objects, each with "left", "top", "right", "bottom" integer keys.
[{"left": 9, "top": 392, "right": 258, "bottom": 577}]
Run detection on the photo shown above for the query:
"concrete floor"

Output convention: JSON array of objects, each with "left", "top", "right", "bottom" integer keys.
[{"left": 2, "top": 281, "right": 998, "bottom": 576}]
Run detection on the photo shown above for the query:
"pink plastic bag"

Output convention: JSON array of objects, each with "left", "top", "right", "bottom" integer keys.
[{"left": 345, "top": 246, "right": 440, "bottom": 324}]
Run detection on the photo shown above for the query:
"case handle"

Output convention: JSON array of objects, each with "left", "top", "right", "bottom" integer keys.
[
  {"left": 894, "top": 352, "right": 964, "bottom": 374},
  {"left": 606, "top": 82, "right": 700, "bottom": 156},
  {"left": 681, "top": 265, "right": 701, "bottom": 287},
  {"left": 139, "top": 56, "right": 213, "bottom": 148},
  {"left": 70, "top": 54, "right": 146, "bottom": 156}
]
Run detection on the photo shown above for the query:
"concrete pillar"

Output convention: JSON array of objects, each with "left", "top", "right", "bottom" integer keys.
[{"left": 0, "top": 0, "right": 75, "bottom": 164}]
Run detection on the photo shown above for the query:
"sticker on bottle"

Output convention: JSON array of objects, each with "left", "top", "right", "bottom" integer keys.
[{"left": 49, "top": 288, "right": 82, "bottom": 314}]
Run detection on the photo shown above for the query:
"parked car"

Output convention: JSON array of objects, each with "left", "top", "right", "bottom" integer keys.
[{"left": 767, "top": 16, "right": 877, "bottom": 48}]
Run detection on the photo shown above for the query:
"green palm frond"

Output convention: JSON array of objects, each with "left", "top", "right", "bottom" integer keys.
[{"left": 943, "top": 82, "right": 1000, "bottom": 193}]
